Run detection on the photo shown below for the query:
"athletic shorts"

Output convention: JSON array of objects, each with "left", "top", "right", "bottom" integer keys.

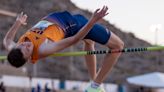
[{"left": 43, "top": 11, "right": 111, "bottom": 45}]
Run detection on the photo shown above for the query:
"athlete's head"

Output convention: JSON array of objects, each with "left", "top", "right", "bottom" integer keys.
[{"left": 7, "top": 42, "right": 34, "bottom": 68}]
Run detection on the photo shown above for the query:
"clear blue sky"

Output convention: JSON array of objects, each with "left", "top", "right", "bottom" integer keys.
[{"left": 71, "top": 0, "right": 164, "bottom": 45}]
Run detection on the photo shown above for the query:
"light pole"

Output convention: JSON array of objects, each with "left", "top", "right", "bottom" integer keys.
[
  {"left": 150, "top": 24, "right": 163, "bottom": 67},
  {"left": 155, "top": 27, "right": 158, "bottom": 45},
  {"left": 150, "top": 24, "right": 162, "bottom": 45}
]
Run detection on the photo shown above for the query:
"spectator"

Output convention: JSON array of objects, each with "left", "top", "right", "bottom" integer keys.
[
  {"left": 31, "top": 87, "right": 35, "bottom": 92},
  {"left": 44, "top": 83, "right": 51, "bottom": 92},
  {"left": 37, "top": 83, "right": 41, "bottom": 92},
  {"left": 0, "top": 82, "right": 5, "bottom": 92}
]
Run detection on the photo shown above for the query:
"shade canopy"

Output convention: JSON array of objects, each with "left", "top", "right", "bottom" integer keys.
[{"left": 127, "top": 72, "right": 164, "bottom": 88}]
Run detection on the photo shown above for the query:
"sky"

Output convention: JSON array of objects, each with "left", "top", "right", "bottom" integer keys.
[{"left": 71, "top": 0, "right": 164, "bottom": 45}]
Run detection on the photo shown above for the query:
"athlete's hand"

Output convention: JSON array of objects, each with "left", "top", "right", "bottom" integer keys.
[
  {"left": 90, "top": 6, "right": 109, "bottom": 23},
  {"left": 16, "top": 12, "right": 27, "bottom": 25}
]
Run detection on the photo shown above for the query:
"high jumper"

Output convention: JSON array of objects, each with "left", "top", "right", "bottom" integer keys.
[{"left": 3, "top": 6, "right": 124, "bottom": 92}]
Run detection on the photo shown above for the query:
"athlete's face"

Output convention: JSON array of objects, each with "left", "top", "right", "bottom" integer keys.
[{"left": 16, "top": 42, "right": 34, "bottom": 59}]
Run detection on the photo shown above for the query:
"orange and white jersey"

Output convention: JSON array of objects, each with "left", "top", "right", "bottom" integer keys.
[{"left": 18, "top": 20, "right": 65, "bottom": 63}]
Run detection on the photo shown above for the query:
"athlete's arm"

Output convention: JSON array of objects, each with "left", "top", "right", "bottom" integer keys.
[
  {"left": 39, "top": 6, "right": 109, "bottom": 57},
  {"left": 3, "top": 12, "right": 27, "bottom": 51}
]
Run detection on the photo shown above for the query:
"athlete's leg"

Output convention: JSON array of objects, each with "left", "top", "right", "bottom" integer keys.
[
  {"left": 72, "top": 14, "right": 124, "bottom": 87},
  {"left": 94, "top": 31, "right": 124, "bottom": 84},
  {"left": 83, "top": 23, "right": 123, "bottom": 92},
  {"left": 83, "top": 39, "right": 97, "bottom": 80}
]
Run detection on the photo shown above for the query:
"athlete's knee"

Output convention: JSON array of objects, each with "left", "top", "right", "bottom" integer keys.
[
  {"left": 83, "top": 39, "right": 95, "bottom": 46},
  {"left": 117, "top": 40, "right": 124, "bottom": 49},
  {"left": 106, "top": 38, "right": 124, "bottom": 49}
]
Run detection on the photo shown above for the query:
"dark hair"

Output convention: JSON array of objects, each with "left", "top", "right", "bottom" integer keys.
[{"left": 7, "top": 48, "right": 27, "bottom": 68}]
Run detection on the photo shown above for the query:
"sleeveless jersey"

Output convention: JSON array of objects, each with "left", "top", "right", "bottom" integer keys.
[{"left": 18, "top": 20, "right": 65, "bottom": 63}]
